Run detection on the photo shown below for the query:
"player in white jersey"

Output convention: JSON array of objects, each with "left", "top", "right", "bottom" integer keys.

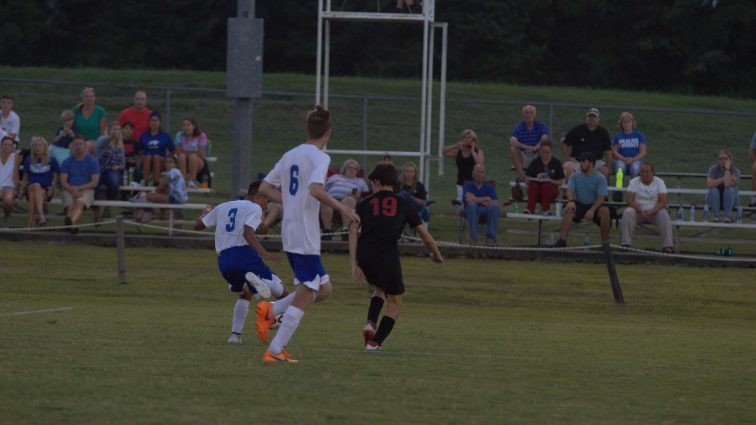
[
  {"left": 194, "top": 181, "right": 288, "bottom": 345},
  {"left": 257, "top": 105, "right": 360, "bottom": 363}
]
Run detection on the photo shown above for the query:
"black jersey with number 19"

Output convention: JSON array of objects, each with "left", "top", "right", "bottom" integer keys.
[{"left": 356, "top": 190, "right": 422, "bottom": 256}]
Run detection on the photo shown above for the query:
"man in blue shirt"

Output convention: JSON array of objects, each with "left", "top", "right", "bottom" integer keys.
[
  {"left": 60, "top": 135, "right": 100, "bottom": 233},
  {"left": 462, "top": 164, "right": 500, "bottom": 245},
  {"left": 552, "top": 152, "right": 610, "bottom": 247},
  {"left": 509, "top": 104, "right": 549, "bottom": 181}
]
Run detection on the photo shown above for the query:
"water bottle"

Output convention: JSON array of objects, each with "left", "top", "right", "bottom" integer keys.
[
  {"left": 677, "top": 206, "right": 685, "bottom": 221},
  {"left": 122, "top": 170, "right": 128, "bottom": 186},
  {"left": 205, "top": 141, "right": 212, "bottom": 156},
  {"left": 726, "top": 247, "right": 734, "bottom": 256},
  {"left": 736, "top": 205, "right": 743, "bottom": 224},
  {"left": 615, "top": 168, "right": 624, "bottom": 189},
  {"left": 583, "top": 234, "right": 590, "bottom": 246},
  {"left": 548, "top": 232, "right": 556, "bottom": 245},
  {"left": 556, "top": 202, "right": 562, "bottom": 217},
  {"left": 689, "top": 205, "right": 695, "bottom": 222},
  {"left": 702, "top": 204, "right": 709, "bottom": 222},
  {"left": 513, "top": 201, "right": 520, "bottom": 214}
]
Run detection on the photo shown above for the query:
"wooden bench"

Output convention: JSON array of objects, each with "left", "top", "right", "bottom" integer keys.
[{"left": 119, "top": 185, "right": 214, "bottom": 194}]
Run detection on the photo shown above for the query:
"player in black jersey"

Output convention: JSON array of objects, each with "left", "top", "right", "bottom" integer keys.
[{"left": 348, "top": 163, "right": 443, "bottom": 351}]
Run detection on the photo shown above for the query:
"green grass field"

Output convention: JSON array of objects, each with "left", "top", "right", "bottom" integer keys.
[{"left": 2, "top": 240, "right": 755, "bottom": 424}]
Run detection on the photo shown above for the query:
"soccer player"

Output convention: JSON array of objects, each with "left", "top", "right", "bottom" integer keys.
[
  {"left": 349, "top": 163, "right": 443, "bottom": 351},
  {"left": 194, "top": 181, "right": 288, "bottom": 344},
  {"left": 257, "top": 105, "right": 360, "bottom": 364}
]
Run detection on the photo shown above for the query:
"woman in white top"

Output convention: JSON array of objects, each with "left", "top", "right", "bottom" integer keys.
[
  {"left": 0, "top": 136, "right": 19, "bottom": 224},
  {"left": 320, "top": 158, "right": 369, "bottom": 239}
]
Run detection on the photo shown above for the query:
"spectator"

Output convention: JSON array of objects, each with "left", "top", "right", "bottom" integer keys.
[
  {"left": 611, "top": 112, "right": 647, "bottom": 178},
  {"left": 509, "top": 104, "right": 549, "bottom": 181},
  {"left": 380, "top": 153, "right": 394, "bottom": 165},
  {"left": 0, "top": 95, "right": 21, "bottom": 149},
  {"left": 138, "top": 111, "right": 174, "bottom": 186},
  {"left": 60, "top": 136, "right": 100, "bottom": 233},
  {"left": 133, "top": 155, "right": 187, "bottom": 222},
  {"left": 561, "top": 108, "right": 612, "bottom": 181},
  {"left": 395, "top": 0, "right": 419, "bottom": 13},
  {"left": 397, "top": 161, "right": 429, "bottom": 223},
  {"left": 443, "top": 129, "right": 484, "bottom": 202},
  {"left": 117, "top": 90, "right": 151, "bottom": 141},
  {"left": 0, "top": 136, "right": 19, "bottom": 226},
  {"left": 320, "top": 158, "right": 369, "bottom": 240},
  {"left": 552, "top": 152, "right": 610, "bottom": 247},
  {"left": 72, "top": 87, "right": 107, "bottom": 148},
  {"left": 20, "top": 137, "right": 60, "bottom": 227},
  {"left": 706, "top": 149, "right": 740, "bottom": 223},
  {"left": 749, "top": 132, "right": 756, "bottom": 206},
  {"left": 95, "top": 122, "right": 126, "bottom": 203},
  {"left": 174, "top": 117, "right": 208, "bottom": 187},
  {"left": 620, "top": 163, "right": 673, "bottom": 252},
  {"left": 524, "top": 139, "right": 564, "bottom": 214},
  {"left": 121, "top": 121, "right": 142, "bottom": 183},
  {"left": 462, "top": 164, "right": 500, "bottom": 245},
  {"left": 50, "top": 109, "right": 79, "bottom": 165}
]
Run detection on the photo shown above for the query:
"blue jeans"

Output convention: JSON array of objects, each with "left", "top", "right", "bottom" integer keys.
[
  {"left": 98, "top": 170, "right": 122, "bottom": 200},
  {"left": 464, "top": 203, "right": 500, "bottom": 240},
  {"left": 613, "top": 159, "right": 643, "bottom": 178},
  {"left": 706, "top": 186, "right": 738, "bottom": 218}
]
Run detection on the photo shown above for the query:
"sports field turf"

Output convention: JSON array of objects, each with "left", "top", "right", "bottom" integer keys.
[{"left": 1, "top": 240, "right": 754, "bottom": 424}]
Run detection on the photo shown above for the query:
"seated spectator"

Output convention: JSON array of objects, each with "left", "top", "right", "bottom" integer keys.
[
  {"left": 524, "top": 139, "right": 564, "bottom": 214},
  {"left": 320, "top": 158, "right": 369, "bottom": 240},
  {"left": 60, "top": 136, "right": 100, "bottom": 233},
  {"left": 397, "top": 161, "right": 429, "bottom": 223},
  {"left": 1, "top": 95, "right": 21, "bottom": 149},
  {"left": 175, "top": 117, "right": 208, "bottom": 187},
  {"left": 561, "top": 108, "right": 611, "bottom": 181},
  {"left": 552, "top": 152, "right": 610, "bottom": 247},
  {"left": 117, "top": 90, "right": 151, "bottom": 142},
  {"left": 138, "top": 111, "right": 174, "bottom": 186},
  {"left": 20, "top": 137, "right": 60, "bottom": 227},
  {"left": 0, "top": 136, "right": 19, "bottom": 226},
  {"left": 443, "top": 129, "right": 484, "bottom": 202},
  {"left": 259, "top": 201, "right": 283, "bottom": 235},
  {"left": 611, "top": 112, "right": 647, "bottom": 178},
  {"left": 72, "top": 87, "right": 107, "bottom": 151},
  {"left": 121, "top": 121, "right": 142, "bottom": 183},
  {"left": 463, "top": 164, "right": 500, "bottom": 245},
  {"left": 509, "top": 104, "right": 549, "bottom": 181},
  {"left": 133, "top": 155, "right": 187, "bottom": 222},
  {"left": 95, "top": 122, "right": 126, "bottom": 205},
  {"left": 620, "top": 163, "right": 673, "bottom": 252},
  {"left": 51, "top": 109, "right": 79, "bottom": 166},
  {"left": 380, "top": 153, "right": 394, "bottom": 165},
  {"left": 750, "top": 132, "right": 756, "bottom": 206},
  {"left": 706, "top": 149, "right": 740, "bottom": 223}
]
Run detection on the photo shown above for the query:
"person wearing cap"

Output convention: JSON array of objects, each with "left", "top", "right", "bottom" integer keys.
[
  {"left": 117, "top": 90, "right": 151, "bottom": 142},
  {"left": 138, "top": 111, "right": 175, "bottom": 185},
  {"left": 560, "top": 108, "right": 612, "bottom": 181},
  {"left": 509, "top": 104, "right": 550, "bottom": 181},
  {"left": 551, "top": 152, "right": 610, "bottom": 248}
]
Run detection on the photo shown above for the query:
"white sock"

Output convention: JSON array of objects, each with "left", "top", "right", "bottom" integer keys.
[
  {"left": 272, "top": 292, "right": 296, "bottom": 316},
  {"left": 231, "top": 299, "right": 250, "bottom": 335},
  {"left": 269, "top": 305, "right": 304, "bottom": 355},
  {"left": 268, "top": 280, "right": 285, "bottom": 298}
]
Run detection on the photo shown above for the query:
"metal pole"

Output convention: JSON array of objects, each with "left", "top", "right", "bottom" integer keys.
[
  {"left": 437, "top": 23, "right": 448, "bottom": 177},
  {"left": 232, "top": 98, "right": 252, "bottom": 194},
  {"left": 362, "top": 97, "right": 368, "bottom": 168},
  {"left": 324, "top": 19, "right": 331, "bottom": 109},
  {"left": 164, "top": 88, "right": 171, "bottom": 134},
  {"left": 424, "top": 24, "right": 435, "bottom": 190},
  {"left": 315, "top": 0, "right": 324, "bottom": 105},
  {"left": 116, "top": 216, "right": 126, "bottom": 284},
  {"left": 418, "top": 17, "right": 429, "bottom": 186}
]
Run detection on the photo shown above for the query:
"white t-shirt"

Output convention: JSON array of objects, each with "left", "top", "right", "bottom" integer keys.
[
  {"left": 0, "top": 111, "right": 20, "bottom": 142},
  {"left": 264, "top": 143, "right": 330, "bottom": 255},
  {"left": 202, "top": 200, "right": 263, "bottom": 254},
  {"left": 627, "top": 176, "right": 667, "bottom": 211}
]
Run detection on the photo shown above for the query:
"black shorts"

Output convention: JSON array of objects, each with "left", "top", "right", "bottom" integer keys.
[
  {"left": 357, "top": 250, "right": 405, "bottom": 295},
  {"left": 573, "top": 202, "right": 609, "bottom": 226}
]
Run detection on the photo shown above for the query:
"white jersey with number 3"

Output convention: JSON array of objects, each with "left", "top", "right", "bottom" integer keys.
[
  {"left": 264, "top": 143, "right": 330, "bottom": 255},
  {"left": 202, "top": 200, "right": 263, "bottom": 254}
]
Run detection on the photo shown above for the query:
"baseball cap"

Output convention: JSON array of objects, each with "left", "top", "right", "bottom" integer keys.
[
  {"left": 586, "top": 108, "right": 600, "bottom": 117},
  {"left": 149, "top": 111, "right": 161, "bottom": 119},
  {"left": 577, "top": 152, "right": 596, "bottom": 163}
]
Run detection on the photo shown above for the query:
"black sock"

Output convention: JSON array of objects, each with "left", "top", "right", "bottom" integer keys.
[
  {"left": 367, "top": 297, "right": 384, "bottom": 325},
  {"left": 372, "top": 316, "right": 395, "bottom": 344}
]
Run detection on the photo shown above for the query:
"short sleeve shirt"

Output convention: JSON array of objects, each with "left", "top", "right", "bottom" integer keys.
[
  {"left": 166, "top": 168, "right": 187, "bottom": 203},
  {"left": 24, "top": 157, "right": 60, "bottom": 188},
  {"left": 526, "top": 156, "right": 565, "bottom": 181},
  {"left": 462, "top": 181, "right": 497, "bottom": 206},
  {"left": 627, "top": 176, "right": 667, "bottom": 211},
  {"left": 563, "top": 124, "right": 611, "bottom": 159},
  {"left": 73, "top": 105, "right": 107, "bottom": 141},
  {"left": 139, "top": 131, "right": 174, "bottom": 157},
  {"left": 175, "top": 131, "right": 208, "bottom": 153},
  {"left": 511, "top": 121, "right": 549, "bottom": 149},
  {"left": 61, "top": 154, "right": 100, "bottom": 186},
  {"left": 568, "top": 171, "right": 608, "bottom": 205},
  {"left": 325, "top": 173, "right": 369, "bottom": 200},
  {"left": 0, "top": 111, "right": 20, "bottom": 142},
  {"left": 707, "top": 164, "right": 740, "bottom": 186},
  {"left": 356, "top": 191, "right": 422, "bottom": 256},
  {"left": 117, "top": 107, "right": 151, "bottom": 141},
  {"left": 612, "top": 131, "right": 647, "bottom": 158},
  {"left": 202, "top": 200, "right": 262, "bottom": 254}
]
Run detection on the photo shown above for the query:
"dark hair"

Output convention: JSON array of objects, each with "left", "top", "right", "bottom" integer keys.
[
  {"left": 367, "top": 164, "right": 397, "bottom": 187},
  {"left": 539, "top": 139, "right": 552, "bottom": 149},
  {"left": 121, "top": 121, "right": 134, "bottom": 129},
  {"left": 306, "top": 105, "right": 331, "bottom": 139},
  {"left": 1, "top": 95, "right": 11, "bottom": 101},
  {"left": 247, "top": 181, "right": 262, "bottom": 198},
  {"left": 72, "top": 135, "right": 86, "bottom": 142},
  {"left": 183, "top": 116, "right": 201, "bottom": 137}
]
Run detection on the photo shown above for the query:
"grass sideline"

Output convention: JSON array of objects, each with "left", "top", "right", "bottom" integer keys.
[{"left": 1, "top": 240, "right": 755, "bottom": 424}]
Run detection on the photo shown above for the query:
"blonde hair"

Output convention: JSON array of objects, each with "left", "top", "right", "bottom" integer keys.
[
  {"left": 402, "top": 162, "right": 419, "bottom": 186},
  {"left": 60, "top": 109, "right": 74, "bottom": 121},
  {"left": 341, "top": 158, "right": 361, "bottom": 175},
  {"left": 30, "top": 136, "right": 51, "bottom": 166},
  {"left": 76, "top": 87, "right": 96, "bottom": 111},
  {"left": 460, "top": 129, "right": 477, "bottom": 142},
  {"left": 718, "top": 149, "right": 734, "bottom": 165},
  {"left": 617, "top": 112, "right": 637, "bottom": 131}
]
